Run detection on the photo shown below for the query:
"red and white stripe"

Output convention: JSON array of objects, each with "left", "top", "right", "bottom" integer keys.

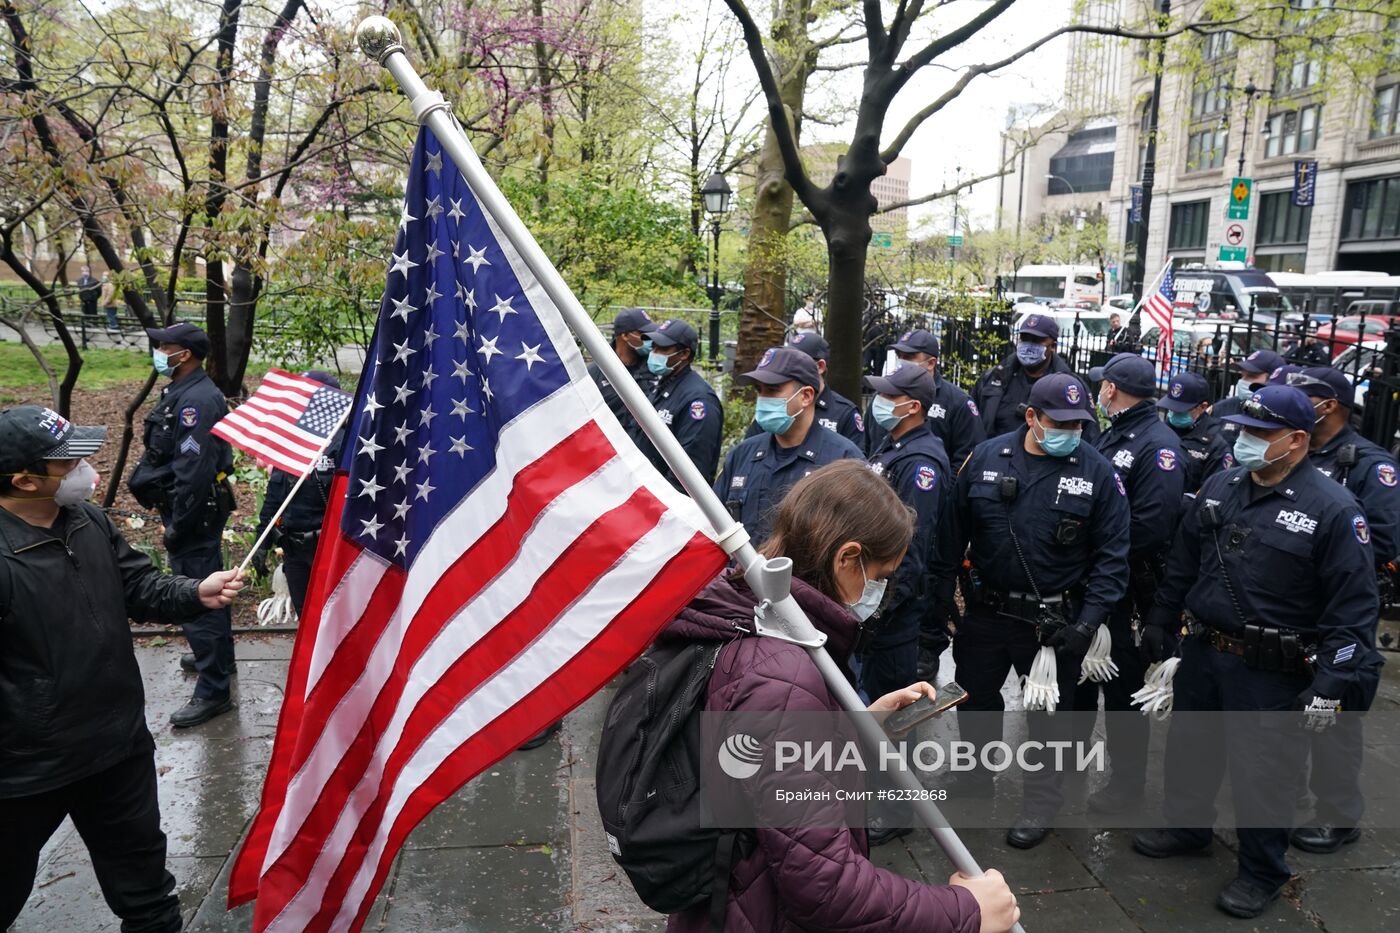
[
  {"left": 228, "top": 384, "right": 726, "bottom": 932},
  {"left": 211, "top": 370, "right": 341, "bottom": 474}
]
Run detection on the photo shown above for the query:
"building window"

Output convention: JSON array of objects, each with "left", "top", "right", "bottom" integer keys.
[
  {"left": 1257, "top": 191, "right": 1313, "bottom": 246},
  {"left": 1186, "top": 125, "right": 1228, "bottom": 171},
  {"left": 1265, "top": 105, "right": 1321, "bottom": 157},
  {"left": 1202, "top": 31, "right": 1234, "bottom": 62},
  {"left": 1275, "top": 50, "right": 1323, "bottom": 95},
  {"left": 1168, "top": 200, "right": 1210, "bottom": 251},
  {"left": 1190, "top": 72, "right": 1232, "bottom": 118},
  {"left": 1373, "top": 84, "right": 1400, "bottom": 138},
  {"left": 1342, "top": 175, "right": 1400, "bottom": 241}
]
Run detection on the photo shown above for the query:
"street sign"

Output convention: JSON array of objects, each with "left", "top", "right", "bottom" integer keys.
[
  {"left": 946, "top": 235, "right": 964, "bottom": 246},
  {"left": 872, "top": 233, "right": 893, "bottom": 249},
  {"left": 1225, "top": 223, "right": 1245, "bottom": 246},
  {"left": 1227, "top": 177, "right": 1253, "bottom": 220},
  {"left": 1218, "top": 245, "right": 1247, "bottom": 262}
]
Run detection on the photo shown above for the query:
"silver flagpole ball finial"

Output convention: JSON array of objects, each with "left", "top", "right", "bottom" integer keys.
[{"left": 355, "top": 16, "right": 403, "bottom": 62}]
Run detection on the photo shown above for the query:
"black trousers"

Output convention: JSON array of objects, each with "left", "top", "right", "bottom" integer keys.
[
  {"left": 857, "top": 601, "right": 920, "bottom": 703},
  {"left": 1307, "top": 655, "right": 1380, "bottom": 826},
  {"left": 953, "top": 606, "right": 1083, "bottom": 819},
  {"left": 1163, "top": 636, "right": 1311, "bottom": 891},
  {"left": 280, "top": 533, "right": 318, "bottom": 617},
  {"left": 168, "top": 539, "right": 234, "bottom": 699},
  {"left": 1071, "top": 601, "right": 1149, "bottom": 791},
  {"left": 0, "top": 752, "right": 181, "bottom": 932}
]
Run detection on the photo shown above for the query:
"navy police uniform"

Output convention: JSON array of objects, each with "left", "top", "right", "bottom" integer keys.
[
  {"left": 1157, "top": 371, "right": 1232, "bottom": 493},
  {"left": 1143, "top": 386, "right": 1378, "bottom": 899},
  {"left": 1075, "top": 355, "right": 1185, "bottom": 801},
  {"left": 861, "top": 410, "right": 950, "bottom": 701},
  {"left": 128, "top": 327, "right": 234, "bottom": 703},
  {"left": 862, "top": 330, "right": 987, "bottom": 463},
  {"left": 1311, "top": 425, "right": 1400, "bottom": 566},
  {"left": 970, "top": 316, "right": 1100, "bottom": 442},
  {"left": 718, "top": 347, "right": 863, "bottom": 544},
  {"left": 946, "top": 374, "right": 1130, "bottom": 819},
  {"left": 588, "top": 307, "right": 657, "bottom": 431},
  {"left": 1211, "top": 349, "right": 1284, "bottom": 443},
  {"left": 743, "top": 332, "right": 863, "bottom": 447},
  {"left": 626, "top": 319, "right": 723, "bottom": 487}
]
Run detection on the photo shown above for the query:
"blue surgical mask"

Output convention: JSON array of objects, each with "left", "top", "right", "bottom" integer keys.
[
  {"left": 1166, "top": 410, "right": 1196, "bottom": 429},
  {"left": 1017, "top": 341, "right": 1048, "bottom": 367},
  {"left": 647, "top": 350, "right": 673, "bottom": 377},
  {"left": 754, "top": 392, "right": 801, "bottom": 434},
  {"left": 1096, "top": 389, "right": 1112, "bottom": 419},
  {"left": 640, "top": 338, "right": 653, "bottom": 356},
  {"left": 871, "top": 396, "right": 908, "bottom": 431},
  {"left": 152, "top": 349, "right": 182, "bottom": 376},
  {"left": 1235, "top": 377, "right": 1259, "bottom": 400},
  {"left": 1232, "top": 431, "right": 1288, "bottom": 472},
  {"left": 1032, "top": 416, "right": 1081, "bottom": 457},
  {"left": 846, "top": 556, "right": 887, "bottom": 622}
]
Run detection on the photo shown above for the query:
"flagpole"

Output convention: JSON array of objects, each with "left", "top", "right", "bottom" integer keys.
[
  {"left": 234, "top": 404, "right": 350, "bottom": 575},
  {"left": 355, "top": 18, "right": 1018, "bottom": 922}
]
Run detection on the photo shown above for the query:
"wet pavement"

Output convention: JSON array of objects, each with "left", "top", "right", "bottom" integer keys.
[{"left": 13, "top": 634, "right": 1400, "bottom": 932}]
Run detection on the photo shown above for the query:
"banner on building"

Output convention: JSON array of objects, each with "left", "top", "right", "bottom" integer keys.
[
  {"left": 1292, "top": 160, "right": 1318, "bottom": 208},
  {"left": 1129, "top": 185, "right": 1144, "bottom": 224}
]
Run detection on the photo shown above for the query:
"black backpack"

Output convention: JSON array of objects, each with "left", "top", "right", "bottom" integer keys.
[{"left": 595, "top": 638, "right": 744, "bottom": 927}]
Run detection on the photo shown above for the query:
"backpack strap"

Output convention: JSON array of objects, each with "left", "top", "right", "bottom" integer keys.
[{"left": 708, "top": 831, "right": 739, "bottom": 932}]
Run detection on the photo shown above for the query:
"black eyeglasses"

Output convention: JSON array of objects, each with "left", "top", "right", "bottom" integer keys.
[
  {"left": 1240, "top": 397, "right": 1297, "bottom": 427},
  {"left": 1283, "top": 372, "right": 1329, "bottom": 392}
]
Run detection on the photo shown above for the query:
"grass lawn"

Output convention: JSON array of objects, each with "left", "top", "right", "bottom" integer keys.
[{"left": 0, "top": 342, "right": 278, "bottom": 403}]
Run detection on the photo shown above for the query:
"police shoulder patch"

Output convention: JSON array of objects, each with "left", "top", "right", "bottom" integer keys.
[
  {"left": 1377, "top": 462, "right": 1398, "bottom": 487},
  {"left": 853, "top": 412, "right": 865, "bottom": 433},
  {"left": 1113, "top": 472, "right": 1126, "bottom": 497},
  {"left": 915, "top": 464, "right": 937, "bottom": 491},
  {"left": 966, "top": 398, "right": 979, "bottom": 417},
  {"left": 689, "top": 400, "right": 706, "bottom": 421},
  {"left": 180, "top": 405, "right": 199, "bottom": 427},
  {"left": 1156, "top": 448, "right": 1178, "bottom": 472},
  {"left": 1354, "top": 514, "right": 1372, "bottom": 545}
]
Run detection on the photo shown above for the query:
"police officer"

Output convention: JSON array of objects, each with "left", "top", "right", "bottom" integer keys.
[
  {"left": 626, "top": 318, "right": 723, "bottom": 487},
  {"left": 971, "top": 315, "right": 1099, "bottom": 441},
  {"left": 1211, "top": 348, "right": 1284, "bottom": 442},
  {"left": 716, "top": 348, "right": 862, "bottom": 545},
  {"left": 945, "top": 373, "right": 1130, "bottom": 849},
  {"left": 864, "top": 329, "right": 986, "bottom": 464},
  {"left": 1286, "top": 366, "right": 1395, "bottom": 854},
  {"left": 588, "top": 307, "right": 657, "bottom": 430},
  {"left": 1073, "top": 353, "right": 1184, "bottom": 814},
  {"left": 1134, "top": 385, "right": 1378, "bottom": 919},
  {"left": 858, "top": 364, "right": 952, "bottom": 705},
  {"left": 743, "top": 332, "right": 863, "bottom": 447},
  {"left": 252, "top": 371, "right": 346, "bottom": 615},
  {"left": 127, "top": 323, "right": 237, "bottom": 728},
  {"left": 1156, "top": 371, "right": 1232, "bottom": 493}
]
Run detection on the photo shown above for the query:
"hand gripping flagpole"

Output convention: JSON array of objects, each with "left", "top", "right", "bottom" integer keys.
[{"left": 356, "top": 19, "right": 1018, "bottom": 925}]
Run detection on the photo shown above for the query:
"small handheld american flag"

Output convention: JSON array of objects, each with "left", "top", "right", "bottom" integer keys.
[
  {"left": 211, "top": 370, "right": 354, "bottom": 476},
  {"left": 1139, "top": 260, "right": 1175, "bottom": 371}
]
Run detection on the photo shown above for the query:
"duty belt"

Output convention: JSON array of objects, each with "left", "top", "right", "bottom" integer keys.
[
  {"left": 1189, "top": 617, "right": 1315, "bottom": 674},
  {"left": 977, "top": 590, "right": 1066, "bottom": 622}
]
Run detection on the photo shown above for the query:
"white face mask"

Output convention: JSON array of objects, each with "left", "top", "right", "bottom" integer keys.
[
  {"left": 54, "top": 460, "right": 100, "bottom": 505},
  {"left": 845, "top": 554, "right": 887, "bottom": 622}
]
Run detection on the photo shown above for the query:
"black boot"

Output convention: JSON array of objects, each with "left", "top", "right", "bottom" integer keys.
[
  {"left": 1087, "top": 781, "right": 1145, "bottom": 815},
  {"left": 170, "top": 694, "right": 234, "bottom": 728},
  {"left": 1215, "top": 878, "right": 1280, "bottom": 919},
  {"left": 1131, "top": 829, "right": 1211, "bottom": 859},
  {"left": 1290, "top": 826, "right": 1361, "bottom": 854},
  {"left": 180, "top": 652, "right": 198, "bottom": 673},
  {"left": 518, "top": 721, "right": 561, "bottom": 751},
  {"left": 1006, "top": 818, "right": 1050, "bottom": 850}
]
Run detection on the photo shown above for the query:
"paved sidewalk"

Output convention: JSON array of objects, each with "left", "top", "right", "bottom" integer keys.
[{"left": 14, "top": 634, "right": 1400, "bottom": 931}]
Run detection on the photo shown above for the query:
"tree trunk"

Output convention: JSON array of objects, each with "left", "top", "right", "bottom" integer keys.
[
  {"left": 204, "top": 0, "right": 241, "bottom": 394},
  {"left": 1, "top": 229, "right": 83, "bottom": 415},
  {"left": 104, "top": 372, "right": 158, "bottom": 509}
]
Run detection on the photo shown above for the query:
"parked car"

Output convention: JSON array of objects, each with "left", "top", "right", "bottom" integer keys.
[
  {"left": 1313, "top": 315, "right": 1398, "bottom": 357},
  {"left": 1331, "top": 340, "right": 1387, "bottom": 410}
]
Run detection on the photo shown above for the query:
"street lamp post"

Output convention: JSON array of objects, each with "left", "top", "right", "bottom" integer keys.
[
  {"left": 1230, "top": 79, "right": 1267, "bottom": 178},
  {"left": 1045, "top": 172, "right": 1078, "bottom": 196},
  {"left": 700, "top": 172, "right": 732, "bottom": 362},
  {"left": 1131, "top": 0, "right": 1170, "bottom": 303}
]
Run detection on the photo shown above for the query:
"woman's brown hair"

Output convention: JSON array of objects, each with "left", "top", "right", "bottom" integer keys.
[{"left": 758, "top": 460, "right": 914, "bottom": 600}]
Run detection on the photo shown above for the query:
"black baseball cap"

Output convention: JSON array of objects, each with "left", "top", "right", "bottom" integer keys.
[
  {"left": 302, "top": 370, "right": 343, "bottom": 390},
  {"left": 611, "top": 307, "right": 658, "bottom": 336},
  {"left": 786, "top": 332, "right": 829, "bottom": 361},
  {"left": 1018, "top": 313, "right": 1060, "bottom": 340},
  {"left": 1089, "top": 352, "right": 1157, "bottom": 397},
  {"left": 1233, "top": 349, "right": 1284, "bottom": 375},
  {"left": 1026, "top": 373, "right": 1093, "bottom": 423},
  {"left": 1294, "top": 366, "right": 1355, "bottom": 408},
  {"left": 649, "top": 318, "right": 699, "bottom": 353},
  {"left": 0, "top": 405, "right": 107, "bottom": 473},
  {"left": 1156, "top": 371, "right": 1210, "bottom": 412},
  {"left": 863, "top": 365, "right": 936, "bottom": 412},
  {"left": 740, "top": 347, "right": 820, "bottom": 391},
  {"left": 891, "top": 329, "right": 940, "bottom": 357},
  {"left": 145, "top": 321, "right": 210, "bottom": 359},
  {"left": 1223, "top": 385, "right": 1317, "bottom": 433}
]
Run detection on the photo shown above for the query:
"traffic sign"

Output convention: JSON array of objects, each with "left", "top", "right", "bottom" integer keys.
[
  {"left": 1227, "top": 177, "right": 1253, "bottom": 220},
  {"left": 1225, "top": 222, "right": 1245, "bottom": 246},
  {"left": 946, "top": 235, "right": 964, "bottom": 246},
  {"left": 1218, "top": 245, "right": 1247, "bottom": 262},
  {"left": 872, "top": 233, "right": 893, "bottom": 249}
]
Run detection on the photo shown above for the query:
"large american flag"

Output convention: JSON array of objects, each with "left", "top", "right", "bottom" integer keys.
[
  {"left": 211, "top": 370, "right": 353, "bottom": 475},
  {"left": 227, "top": 127, "right": 728, "bottom": 931},
  {"left": 1141, "top": 260, "right": 1175, "bottom": 369}
]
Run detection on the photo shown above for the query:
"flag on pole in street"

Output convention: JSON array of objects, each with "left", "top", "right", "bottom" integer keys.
[
  {"left": 226, "top": 126, "right": 728, "bottom": 932},
  {"left": 210, "top": 369, "right": 353, "bottom": 475},
  {"left": 1138, "top": 259, "right": 1175, "bottom": 370}
]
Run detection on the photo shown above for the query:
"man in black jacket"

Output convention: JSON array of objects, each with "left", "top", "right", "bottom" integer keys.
[
  {"left": 971, "top": 314, "right": 1100, "bottom": 442},
  {"left": 0, "top": 405, "right": 244, "bottom": 932}
]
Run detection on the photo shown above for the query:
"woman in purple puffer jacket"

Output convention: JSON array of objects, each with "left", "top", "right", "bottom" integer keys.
[{"left": 665, "top": 461, "right": 1020, "bottom": 933}]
